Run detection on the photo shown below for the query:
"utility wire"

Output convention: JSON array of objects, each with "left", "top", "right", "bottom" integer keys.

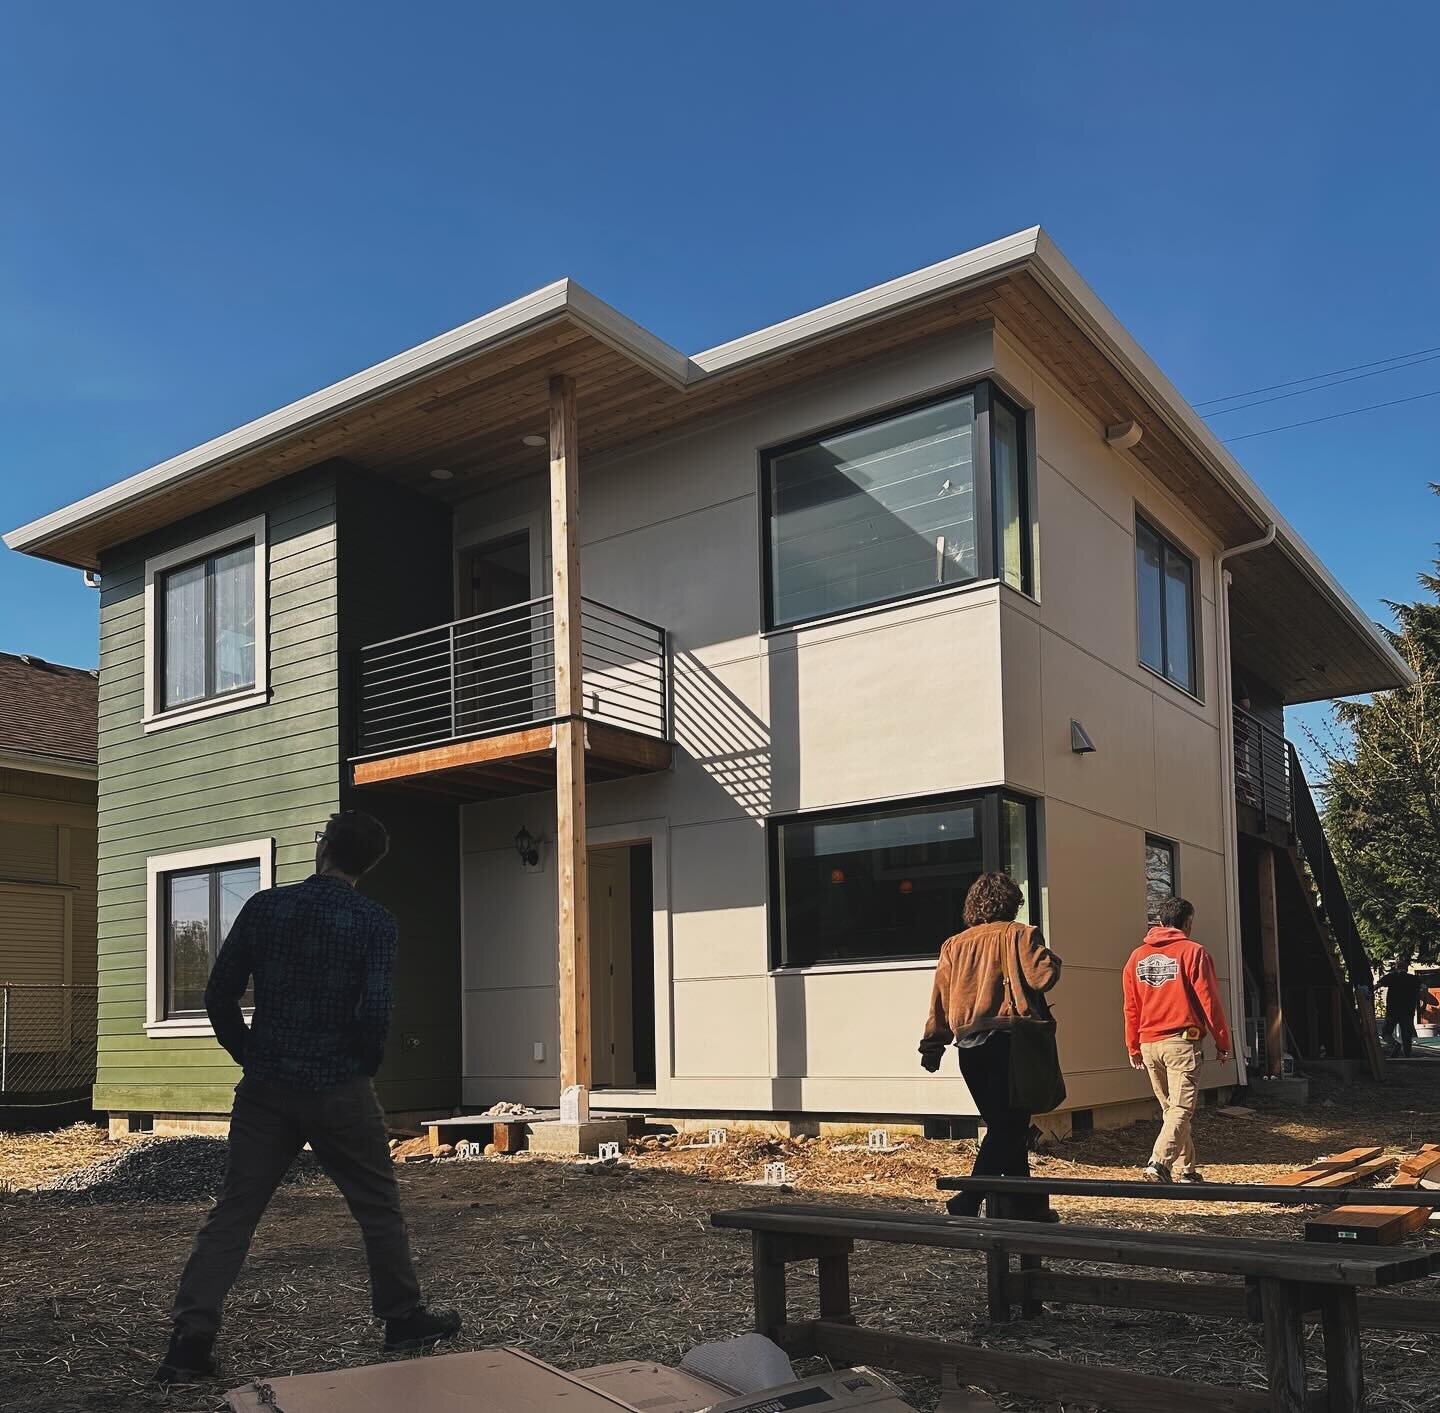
[
  {"left": 1195, "top": 343, "right": 1440, "bottom": 408},
  {"left": 1204, "top": 350, "right": 1440, "bottom": 416},
  {"left": 1222, "top": 386, "right": 1440, "bottom": 443}
]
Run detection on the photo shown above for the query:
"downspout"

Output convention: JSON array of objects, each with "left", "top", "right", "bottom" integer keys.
[{"left": 1214, "top": 522, "right": 1278, "bottom": 1088}]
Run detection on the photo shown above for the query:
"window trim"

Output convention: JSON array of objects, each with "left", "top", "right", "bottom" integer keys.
[
  {"left": 142, "top": 516, "right": 269, "bottom": 732},
  {"left": 145, "top": 838, "right": 273, "bottom": 1037},
  {"left": 1144, "top": 833, "right": 1180, "bottom": 924},
  {"left": 766, "top": 788, "right": 1038, "bottom": 972},
  {"left": 1134, "top": 510, "right": 1201, "bottom": 700},
  {"left": 759, "top": 382, "right": 1033, "bottom": 632}
]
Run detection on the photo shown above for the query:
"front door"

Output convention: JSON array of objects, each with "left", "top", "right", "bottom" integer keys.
[{"left": 456, "top": 532, "right": 533, "bottom": 735}]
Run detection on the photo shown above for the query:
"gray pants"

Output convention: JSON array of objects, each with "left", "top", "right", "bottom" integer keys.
[{"left": 172, "top": 1077, "right": 421, "bottom": 1337}]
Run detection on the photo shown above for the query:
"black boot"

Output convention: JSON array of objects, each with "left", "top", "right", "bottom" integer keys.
[
  {"left": 155, "top": 1328, "right": 217, "bottom": 1385},
  {"left": 383, "top": 1305, "right": 463, "bottom": 1352}
]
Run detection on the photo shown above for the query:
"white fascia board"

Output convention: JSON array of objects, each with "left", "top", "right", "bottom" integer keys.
[
  {"left": 690, "top": 226, "right": 1042, "bottom": 376},
  {"left": 3, "top": 278, "right": 689, "bottom": 559},
  {"left": 1025, "top": 230, "right": 1415, "bottom": 690},
  {"left": 0, "top": 749, "right": 97, "bottom": 780}
]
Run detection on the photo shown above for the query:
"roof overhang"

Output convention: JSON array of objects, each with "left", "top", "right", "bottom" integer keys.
[{"left": 5, "top": 226, "right": 1412, "bottom": 702}]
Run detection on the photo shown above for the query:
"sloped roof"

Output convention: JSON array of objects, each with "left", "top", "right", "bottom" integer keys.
[{"left": 0, "top": 652, "right": 99, "bottom": 768}]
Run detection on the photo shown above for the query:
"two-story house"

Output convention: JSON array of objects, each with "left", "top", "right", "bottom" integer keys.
[{"left": 6, "top": 227, "right": 1409, "bottom": 1139}]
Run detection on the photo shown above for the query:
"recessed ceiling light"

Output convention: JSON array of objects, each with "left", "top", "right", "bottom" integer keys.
[
  {"left": 522, "top": 434, "right": 546, "bottom": 448},
  {"left": 429, "top": 468, "right": 454, "bottom": 481}
]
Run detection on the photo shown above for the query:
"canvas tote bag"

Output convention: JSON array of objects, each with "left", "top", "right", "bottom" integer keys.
[{"left": 1001, "top": 923, "right": 1067, "bottom": 1115}]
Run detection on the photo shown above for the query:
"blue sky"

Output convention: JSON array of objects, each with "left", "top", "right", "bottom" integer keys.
[{"left": 4, "top": 2, "right": 1437, "bottom": 748}]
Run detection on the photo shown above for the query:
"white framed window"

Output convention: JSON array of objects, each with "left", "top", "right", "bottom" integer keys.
[
  {"left": 142, "top": 515, "right": 268, "bottom": 732},
  {"left": 145, "top": 838, "right": 273, "bottom": 1036}
]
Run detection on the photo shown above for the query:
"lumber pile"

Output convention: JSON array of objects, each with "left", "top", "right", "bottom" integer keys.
[{"left": 1302, "top": 1145, "right": 1440, "bottom": 1245}]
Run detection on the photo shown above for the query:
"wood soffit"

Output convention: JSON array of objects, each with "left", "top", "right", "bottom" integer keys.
[{"left": 18, "top": 263, "right": 1398, "bottom": 702}]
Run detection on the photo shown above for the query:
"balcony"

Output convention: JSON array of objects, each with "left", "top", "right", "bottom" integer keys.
[{"left": 350, "top": 596, "right": 672, "bottom": 799}]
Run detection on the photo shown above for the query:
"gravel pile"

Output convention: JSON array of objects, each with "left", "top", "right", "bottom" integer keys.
[{"left": 41, "top": 1135, "right": 319, "bottom": 1204}]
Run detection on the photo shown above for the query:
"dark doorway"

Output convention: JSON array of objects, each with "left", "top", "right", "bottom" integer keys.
[{"left": 456, "top": 532, "right": 535, "bottom": 734}]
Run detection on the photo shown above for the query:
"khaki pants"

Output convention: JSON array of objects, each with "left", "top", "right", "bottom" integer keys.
[{"left": 1140, "top": 1035, "right": 1201, "bottom": 1173}]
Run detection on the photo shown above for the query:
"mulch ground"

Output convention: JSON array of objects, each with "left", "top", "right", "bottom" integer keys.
[{"left": 2, "top": 1060, "right": 1438, "bottom": 1413}]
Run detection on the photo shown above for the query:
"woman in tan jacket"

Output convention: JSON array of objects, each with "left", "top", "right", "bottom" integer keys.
[{"left": 918, "top": 872, "right": 1062, "bottom": 1217}]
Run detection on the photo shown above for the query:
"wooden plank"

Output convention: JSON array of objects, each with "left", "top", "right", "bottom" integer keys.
[
  {"left": 803, "top": 1318, "right": 1279, "bottom": 1413},
  {"left": 752, "top": 1232, "right": 787, "bottom": 1337},
  {"left": 936, "top": 1175, "right": 1440, "bottom": 1208},
  {"left": 1259, "top": 1279, "right": 1309, "bottom": 1413},
  {"left": 1258, "top": 846, "right": 1285, "bottom": 1078},
  {"left": 1292, "top": 1159, "right": 1394, "bottom": 1191},
  {"left": 1017, "top": 1254, "right": 1044, "bottom": 1319},
  {"left": 550, "top": 373, "right": 591, "bottom": 1095},
  {"left": 1305, "top": 1206, "right": 1429, "bottom": 1246},
  {"left": 583, "top": 720, "right": 673, "bottom": 772},
  {"left": 711, "top": 1207, "right": 1438, "bottom": 1285},
  {"left": 351, "top": 725, "right": 554, "bottom": 784}
]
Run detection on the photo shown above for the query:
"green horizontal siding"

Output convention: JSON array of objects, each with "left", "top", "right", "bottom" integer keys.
[{"left": 95, "top": 467, "right": 343, "bottom": 1116}]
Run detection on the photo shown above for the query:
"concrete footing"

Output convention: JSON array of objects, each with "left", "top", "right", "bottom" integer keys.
[
  {"left": 525, "top": 1119, "right": 629, "bottom": 1156},
  {"left": 1250, "top": 1075, "right": 1311, "bottom": 1107}
]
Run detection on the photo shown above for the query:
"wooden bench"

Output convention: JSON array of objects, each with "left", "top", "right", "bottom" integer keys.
[
  {"left": 712, "top": 1202, "right": 1440, "bottom": 1412},
  {"left": 421, "top": 1110, "right": 559, "bottom": 1156}
]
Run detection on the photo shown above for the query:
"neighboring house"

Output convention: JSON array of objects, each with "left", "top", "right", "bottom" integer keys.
[
  {"left": 0, "top": 651, "right": 99, "bottom": 1101},
  {"left": 4, "top": 227, "right": 1411, "bottom": 1136}
]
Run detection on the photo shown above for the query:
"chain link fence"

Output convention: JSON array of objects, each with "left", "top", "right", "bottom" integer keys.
[{"left": 0, "top": 985, "right": 98, "bottom": 1102}]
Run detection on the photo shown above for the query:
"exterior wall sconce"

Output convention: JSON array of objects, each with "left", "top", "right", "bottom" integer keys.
[
  {"left": 515, "top": 826, "right": 541, "bottom": 867},
  {"left": 1070, "top": 719, "right": 1097, "bottom": 754},
  {"left": 829, "top": 867, "right": 846, "bottom": 885}
]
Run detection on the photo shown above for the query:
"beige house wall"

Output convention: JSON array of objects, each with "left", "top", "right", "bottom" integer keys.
[{"left": 455, "top": 322, "right": 1239, "bottom": 1119}]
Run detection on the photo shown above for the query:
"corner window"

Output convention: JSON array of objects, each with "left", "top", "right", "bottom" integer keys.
[
  {"left": 769, "top": 791, "right": 1037, "bottom": 968},
  {"left": 1144, "top": 835, "right": 1178, "bottom": 924},
  {"left": 1135, "top": 514, "right": 1196, "bottom": 694},
  {"left": 145, "top": 839, "right": 272, "bottom": 1034},
  {"left": 762, "top": 382, "right": 1031, "bottom": 629},
  {"left": 144, "top": 516, "right": 268, "bottom": 731}
]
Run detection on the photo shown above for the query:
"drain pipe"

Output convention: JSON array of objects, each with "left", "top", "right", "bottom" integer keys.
[{"left": 1214, "top": 521, "right": 1278, "bottom": 1089}]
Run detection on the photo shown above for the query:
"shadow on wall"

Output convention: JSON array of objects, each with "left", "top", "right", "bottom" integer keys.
[{"left": 671, "top": 649, "right": 774, "bottom": 819}]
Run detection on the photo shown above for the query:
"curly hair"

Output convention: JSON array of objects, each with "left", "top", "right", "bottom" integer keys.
[{"left": 963, "top": 871, "right": 1024, "bottom": 927}]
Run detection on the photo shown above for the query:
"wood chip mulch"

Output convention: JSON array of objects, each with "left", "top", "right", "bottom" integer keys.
[{"left": 1, "top": 1062, "right": 1437, "bottom": 1412}]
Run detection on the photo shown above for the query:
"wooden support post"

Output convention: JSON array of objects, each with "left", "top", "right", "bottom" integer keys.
[
  {"left": 1321, "top": 1287, "right": 1365, "bottom": 1411},
  {"left": 550, "top": 373, "right": 591, "bottom": 1097},
  {"left": 986, "top": 1248, "right": 1011, "bottom": 1323},
  {"left": 752, "top": 1231, "right": 788, "bottom": 1337},
  {"left": 817, "top": 1251, "right": 854, "bottom": 1324},
  {"left": 1019, "top": 1254, "right": 1045, "bottom": 1319},
  {"left": 1331, "top": 989, "right": 1345, "bottom": 1060},
  {"left": 1258, "top": 847, "right": 1285, "bottom": 1078},
  {"left": 1259, "top": 1278, "right": 1309, "bottom": 1413}
]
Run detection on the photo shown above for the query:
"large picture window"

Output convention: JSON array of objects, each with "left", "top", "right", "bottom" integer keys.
[
  {"left": 143, "top": 516, "right": 268, "bottom": 731},
  {"left": 770, "top": 792, "right": 1037, "bottom": 968},
  {"left": 762, "top": 382, "right": 1031, "bottom": 629},
  {"left": 145, "top": 839, "right": 272, "bottom": 1034},
  {"left": 1136, "top": 514, "right": 1197, "bottom": 694}
]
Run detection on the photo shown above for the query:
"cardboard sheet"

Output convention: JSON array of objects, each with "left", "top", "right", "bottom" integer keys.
[
  {"left": 224, "top": 1347, "right": 639, "bottom": 1412},
  {"left": 575, "top": 1360, "right": 731, "bottom": 1412},
  {"left": 704, "top": 1367, "right": 915, "bottom": 1412}
]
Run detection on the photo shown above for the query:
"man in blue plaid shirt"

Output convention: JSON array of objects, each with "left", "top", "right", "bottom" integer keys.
[{"left": 157, "top": 811, "right": 461, "bottom": 1385}]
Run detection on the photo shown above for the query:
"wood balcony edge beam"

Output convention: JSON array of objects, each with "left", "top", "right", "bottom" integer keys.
[{"left": 352, "top": 725, "right": 557, "bottom": 784}]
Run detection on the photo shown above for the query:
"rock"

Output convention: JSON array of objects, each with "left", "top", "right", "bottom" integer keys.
[
  {"left": 434, "top": 1144, "right": 455, "bottom": 1158},
  {"left": 483, "top": 1143, "right": 498, "bottom": 1157}
]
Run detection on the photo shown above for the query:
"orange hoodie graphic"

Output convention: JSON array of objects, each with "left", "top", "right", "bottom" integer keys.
[{"left": 1122, "top": 926, "right": 1232, "bottom": 1057}]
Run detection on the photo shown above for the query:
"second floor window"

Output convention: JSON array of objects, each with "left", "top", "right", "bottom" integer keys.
[
  {"left": 161, "top": 541, "right": 257, "bottom": 710},
  {"left": 762, "top": 381, "right": 1031, "bottom": 629},
  {"left": 1135, "top": 513, "right": 1197, "bottom": 695}
]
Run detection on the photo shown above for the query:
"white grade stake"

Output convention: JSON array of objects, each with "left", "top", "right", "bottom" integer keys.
[
  {"left": 867, "top": 1129, "right": 889, "bottom": 1151},
  {"left": 707, "top": 1128, "right": 728, "bottom": 1146},
  {"left": 762, "top": 1162, "right": 790, "bottom": 1186},
  {"left": 597, "top": 1141, "right": 622, "bottom": 1161}
]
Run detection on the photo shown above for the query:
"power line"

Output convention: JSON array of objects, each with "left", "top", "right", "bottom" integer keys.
[
  {"left": 1195, "top": 343, "right": 1440, "bottom": 408},
  {"left": 1222, "top": 386, "right": 1440, "bottom": 443},
  {"left": 1205, "top": 350, "right": 1440, "bottom": 417}
]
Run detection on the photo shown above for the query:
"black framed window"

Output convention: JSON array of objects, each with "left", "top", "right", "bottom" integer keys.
[
  {"left": 1144, "top": 835, "right": 1178, "bottom": 924},
  {"left": 161, "top": 541, "right": 257, "bottom": 710},
  {"left": 762, "top": 381, "right": 1031, "bottom": 629},
  {"left": 164, "top": 860, "right": 260, "bottom": 1017},
  {"left": 769, "top": 790, "right": 1038, "bottom": 968},
  {"left": 1135, "top": 514, "right": 1197, "bottom": 694}
]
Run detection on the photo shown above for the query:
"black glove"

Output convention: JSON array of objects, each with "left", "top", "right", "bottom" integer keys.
[{"left": 919, "top": 1048, "right": 943, "bottom": 1073}]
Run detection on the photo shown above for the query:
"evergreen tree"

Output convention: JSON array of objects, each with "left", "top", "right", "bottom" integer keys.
[{"left": 1309, "top": 484, "right": 1440, "bottom": 968}]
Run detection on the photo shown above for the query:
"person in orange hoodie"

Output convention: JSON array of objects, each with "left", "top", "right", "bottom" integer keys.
[{"left": 1122, "top": 895, "right": 1231, "bottom": 1183}]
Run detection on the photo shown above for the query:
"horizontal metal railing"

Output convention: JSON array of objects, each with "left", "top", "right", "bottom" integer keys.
[
  {"left": 0, "top": 985, "right": 98, "bottom": 1100},
  {"left": 1233, "top": 704, "right": 1291, "bottom": 828},
  {"left": 355, "top": 595, "right": 669, "bottom": 759}
]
